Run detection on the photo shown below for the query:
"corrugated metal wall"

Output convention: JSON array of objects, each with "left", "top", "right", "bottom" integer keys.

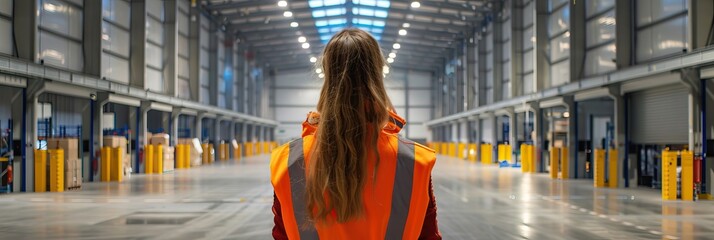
[{"left": 630, "top": 84, "right": 688, "bottom": 144}]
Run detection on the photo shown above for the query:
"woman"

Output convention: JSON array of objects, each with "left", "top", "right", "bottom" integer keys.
[{"left": 270, "top": 29, "right": 440, "bottom": 240}]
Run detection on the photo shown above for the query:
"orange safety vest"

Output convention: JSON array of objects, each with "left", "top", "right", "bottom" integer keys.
[{"left": 271, "top": 111, "right": 436, "bottom": 240}]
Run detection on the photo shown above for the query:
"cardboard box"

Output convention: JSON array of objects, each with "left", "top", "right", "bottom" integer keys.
[
  {"left": 47, "top": 138, "right": 79, "bottom": 163},
  {"left": 64, "top": 158, "right": 80, "bottom": 190},
  {"left": 163, "top": 146, "right": 175, "bottom": 172},
  {"left": 150, "top": 133, "right": 170, "bottom": 146},
  {"left": 103, "top": 136, "right": 127, "bottom": 148}
]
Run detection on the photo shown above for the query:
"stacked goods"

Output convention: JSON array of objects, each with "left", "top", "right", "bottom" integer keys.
[
  {"left": 163, "top": 146, "right": 174, "bottom": 172},
  {"left": 178, "top": 138, "right": 203, "bottom": 167},
  {"left": 104, "top": 136, "right": 131, "bottom": 177},
  {"left": 47, "top": 138, "right": 81, "bottom": 190},
  {"left": 150, "top": 133, "right": 170, "bottom": 146}
]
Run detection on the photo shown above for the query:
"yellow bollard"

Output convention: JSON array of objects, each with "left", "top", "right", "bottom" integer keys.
[
  {"left": 245, "top": 143, "right": 252, "bottom": 157},
  {"left": 447, "top": 143, "right": 455, "bottom": 157},
  {"left": 145, "top": 145, "right": 154, "bottom": 174},
  {"left": 34, "top": 149, "right": 47, "bottom": 192},
  {"left": 662, "top": 150, "right": 677, "bottom": 200},
  {"left": 219, "top": 143, "right": 227, "bottom": 161},
  {"left": 550, "top": 147, "right": 560, "bottom": 179},
  {"left": 608, "top": 149, "right": 618, "bottom": 188},
  {"left": 497, "top": 144, "right": 504, "bottom": 162},
  {"left": 433, "top": 142, "right": 440, "bottom": 153},
  {"left": 48, "top": 149, "right": 64, "bottom": 192},
  {"left": 101, "top": 146, "right": 111, "bottom": 181},
  {"left": 111, "top": 147, "right": 124, "bottom": 182},
  {"left": 201, "top": 143, "right": 209, "bottom": 164},
  {"left": 183, "top": 144, "right": 191, "bottom": 168},
  {"left": 521, "top": 144, "right": 528, "bottom": 173},
  {"left": 468, "top": 144, "right": 477, "bottom": 162},
  {"left": 506, "top": 145, "right": 512, "bottom": 162},
  {"left": 594, "top": 149, "right": 606, "bottom": 187},
  {"left": 481, "top": 144, "right": 492, "bottom": 165},
  {"left": 561, "top": 147, "right": 569, "bottom": 179},
  {"left": 234, "top": 145, "right": 242, "bottom": 161},
  {"left": 155, "top": 145, "right": 163, "bottom": 174},
  {"left": 457, "top": 143, "right": 466, "bottom": 160},
  {"left": 208, "top": 144, "right": 214, "bottom": 162},
  {"left": 175, "top": 145, "right": 183, "bottom": 169},
  {"left": 681, "top": 150, "right": 694, "bottom": 201}
]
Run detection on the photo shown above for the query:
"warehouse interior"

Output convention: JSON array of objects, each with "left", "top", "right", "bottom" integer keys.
[{"left": 0, "top": 0, "right": 713, "bottom": 239}]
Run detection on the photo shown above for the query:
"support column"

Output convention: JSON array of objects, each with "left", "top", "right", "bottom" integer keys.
[
  {"left": 534, "top": 0, "right": 549, "bottom": 91},
  {"left": 507, "top": 108, "right": 516, "bottom": 161},
  {"left": 164, "top": 0, "right": 178, "bottom": 97},
  {"left": 84, "top": 0, "right": 102, "bottom": 77},
  {"left": 188, "top": 3, "right": 201, "bottom": 102},
  {"left": 171, "top": 108, "right": 181, "bottom": 146},
  {"left": 208, "top": 20, "right": 218, "bottom": 106},
  {"left": 615, "top": 0, "right": 633, "bottom": 68},
  {"left": 196, "top": 112, "right": 204, "bottom": 141},
  {"left": 466, "top": 31, "right": 477, "bottom": 109},
  {"left": 529, "top": 102, "right": 542, "bottom": 172},
  {"left": 564, "top": 96, "right": 577, "bottom": 179},
  {"left": 130, "top": 1, "right": 147, "bottom": 89},
  {"left": 609, "top": 85, "right": 630, "bottom": 187},
  {"left": 569, "top": 0, "right": 586, "bottom": 82}
]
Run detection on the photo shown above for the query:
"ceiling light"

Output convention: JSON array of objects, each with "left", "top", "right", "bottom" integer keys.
[
  {"left": 316, "top": 68, "right": 322, "bottom": 74},
  {"left": 387, "top": 58, "right": 394, "bottom": 63},
  {"left": 402, "top": 23, "right": 410, "bottom": 28},
  {"left": 563, "top": 112, "right": 570, "bottom": 118},
  {"left": 411, "top": 1, "right": 421, "bottom": 8},
  {"left": 302, "top": 42, "right": 310, "bottom": 49},
  {"left": 278, "top": 0, "right": 287, "bottom": 7},
  {"left": 393, "top": 43, "right": 401, "bottom": 49},
  {"left": 319, "top": 73, "right": 325, "bottom": 78},
  {"left": 399, "top": 29, "right": 407, "bottom": 36},
  {"left": 290, "top": 22, "right": 299, "bottom": 27},
  {"left": 298, "top": 36, "right": 306, "bottom": 43},
  {"left": 388, "top": 52, "right": 396, "bottom": 58},
  {"left": 310, "top": 57, "right": 317, "bottom": 63},
  {"left": 283, "top": 11, "right": 293, "bottom": 17}
]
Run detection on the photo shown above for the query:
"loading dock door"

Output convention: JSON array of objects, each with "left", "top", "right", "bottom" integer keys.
[{"left": 630, "top": 84, "right": 688, "bottom": 144}]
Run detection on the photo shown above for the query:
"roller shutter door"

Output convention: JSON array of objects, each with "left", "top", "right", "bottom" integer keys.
[{"left": 630, "top": 84, "right": 688, "bottom": 144}]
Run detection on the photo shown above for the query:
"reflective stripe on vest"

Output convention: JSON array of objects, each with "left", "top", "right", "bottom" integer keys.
[
  {"left": 385, "top": 139, "right": 415, "bottom": 239},
  {"left": 288, "top": 139, "right": 319, "bottom": 240},
  {"left": 286, "top": 138, "right": 417, "bottom": 239}
]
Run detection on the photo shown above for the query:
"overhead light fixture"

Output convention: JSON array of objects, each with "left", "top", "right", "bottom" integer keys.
[
  {"left": 302, "top": 42, "right": 310, "bottom": 49},
  {"left": 402, "top": 23, "right": 410, "bottom": 28},
  {"left": 393, "top": 43, "right": 401, "bottom": 49},
  {"left": 310, "top": 57, "right": 317, "bottom": 63},
  {"left": 411, "top": 1, "right": 421, "bottom": 8},
  {"left": 316, "top": 68, "right": 322, "bottom": 74},
  {"left": 298, "top": 36, "right": 306, "bottom": 43},
  {"left": 399, "top": 29, "right": 407, "bottom": 36},
  {"left": 318, "top": 73, "right": 325, "bottom": 78},
  {"left": 563, "top": 112, "right": 570, "bottom": 118},
  {"left": 388, "top": 52, "right": 396, "bottom": 58},
  {"left": 283, "top": 11, "right": 293, "bottom": 17},
  {"left": 278, "top": 0, "right": 287, "bottom": 7},
  {"left": 387, "top": 58, "right": 394, "bottom": 63},
  {"left": 290, "top": 22, "right": 299, "bottom": 27}
]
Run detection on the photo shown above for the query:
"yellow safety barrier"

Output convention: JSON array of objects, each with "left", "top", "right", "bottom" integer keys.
[
  {"left": 111, "top": 147, "right": 124, "bottom": 182},
  {"left": 457, "top": 143, "right": 466, "bottom": 159},
  {"left": 34, "top": 149, "right": 47, "bottom": 192},
  {"left": 145, "top": 145, "right": 154, "bottom": 174},
  {"left": 155, "top": 145, "right": 163, "bottom": 173},
  {"left": 433, "top": 142, "right": 440, "bottom": 153},
  {"left": 497, "top": 144, "right": 512, "bottom": 163},
  {"left": 550, "top": 147, "right": 560, "bottom": 179},
  {"left": 245, "top": 143, "right": 253, "bottom": 157},
  {"left": 594, "top": 149, "right": 605, "bottom": 187},
  {"left": 101, "top": 146, "right": 111, "bottom": 181},
  {"left": 234, "top": 144, "right": 242, "bottom": 161},
  {"left": 264, "top": 142, "right": 271, "bottom": 154},
  {"left": 48, "top": 149, "right": 64, "bottom": 192},
  {"left": 208, "top": 144, "right": 214, "bottom": 163},
  {"left": 175, "top": 145, "right": 183, "bottom": 169},
  {"left": 681, "top": 150, "right": 694, "bottom": 201},
  {"left": 480, "top": 144, "right": 492, "bottom": 165},
  {"left": 520, "top": 144, "right": 529, "bottom": 173},
  {"left": 608, "top": 149, "right": 618, "bottom": 188},
  {"left": 468, "top": 144, "right": 477, "bottom": 162},
  {"left": 561, "top": 147, "right": 569, "bottom": 179},
  {"left": 528, "top": 145, "right": 537, "bottom": 173},
  {"left": 183, "top": 144, "right": 191, "bottom": 168},
  {"left": 447, "top": 143, "right": 456, "bottom": 157},
  {"left": 219, "top": 143, "right": 228, "bottom": 161},
  {"left": 662, "top": 150, "right": 677, "bottom": 200},
  {"left": 201, "top": 143, "right": 210, "bottom": 164}
]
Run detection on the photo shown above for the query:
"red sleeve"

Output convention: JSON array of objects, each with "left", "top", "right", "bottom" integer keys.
[
  {"left": 419, "top": 177, "right": 442, "bottom": 240},
  {"left": 272, "top": 193, "right": 289, "bottom": 240}
]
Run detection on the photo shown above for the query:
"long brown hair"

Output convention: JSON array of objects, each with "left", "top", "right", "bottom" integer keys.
[{"left": 306, "top": 29, "right": 392, "bottom": 223}]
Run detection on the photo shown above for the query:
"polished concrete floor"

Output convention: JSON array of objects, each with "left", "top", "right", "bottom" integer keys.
[{"left": 0, "top": 154, "right": 712, "bottom": 239}]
